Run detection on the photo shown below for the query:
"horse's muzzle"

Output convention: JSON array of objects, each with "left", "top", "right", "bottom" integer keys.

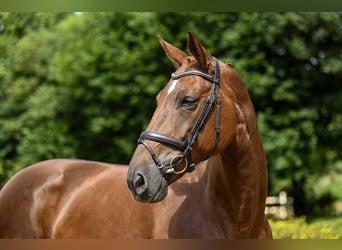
[{"left": 126, "top": 163, "right": 168, "bottom": 203}]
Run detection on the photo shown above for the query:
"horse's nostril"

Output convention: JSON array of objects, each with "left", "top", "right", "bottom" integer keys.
[
  {"left": 134, "top": 174, "right": 144, "bottom": 187},
  {"left": 134, "top": 173, "right": 146, "bottom": 195}
]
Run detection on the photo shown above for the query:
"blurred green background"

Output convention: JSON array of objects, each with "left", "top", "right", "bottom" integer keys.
[{"left": 0, "top": 13, "right": 341, "bottom": 226}]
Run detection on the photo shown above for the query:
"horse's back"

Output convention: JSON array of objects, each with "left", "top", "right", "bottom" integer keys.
[{"left": 0, "top": 159, "right": 143, "bottom": 238}]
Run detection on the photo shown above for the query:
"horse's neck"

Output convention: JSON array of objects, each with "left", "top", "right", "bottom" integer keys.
[{"left": 205, "top": 102, "right": 268, "bottom": 237}]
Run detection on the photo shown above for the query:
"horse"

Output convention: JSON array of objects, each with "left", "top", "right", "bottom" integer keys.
[{"left": 0, "top": 31, "right": 272, "bottom": 238}]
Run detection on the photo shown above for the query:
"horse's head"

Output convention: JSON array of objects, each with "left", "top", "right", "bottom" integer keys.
[{"left": 127, "top": 32, "right": 238, "bottom": 203}]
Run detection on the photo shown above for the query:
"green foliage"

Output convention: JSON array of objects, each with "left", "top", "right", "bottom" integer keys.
[
  {"left": 269, "top": 217, "right": 340, "bottom": 239},
  {"left": 0, "top": 12, "right": 341, "bottom": 217},
  {"left": 306, "top": 167, "right": 342, "bottom": 215}
]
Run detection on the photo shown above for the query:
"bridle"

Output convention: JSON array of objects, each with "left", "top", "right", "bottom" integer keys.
[{"left": 137, "top": 57, "right": 221, "bottom": 176}]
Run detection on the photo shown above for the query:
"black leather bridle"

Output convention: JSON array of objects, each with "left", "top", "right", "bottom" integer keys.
[{"left": 137, "top": 57, "right": 221, "bottom": 176}]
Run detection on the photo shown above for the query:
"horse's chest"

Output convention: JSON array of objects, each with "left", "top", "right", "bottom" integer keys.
[
  {"left": 169, "top": 210, "right": 226, "bottom": 238},
  {"left": 153, "top": 194, "right": 229, "bottom": 238}
]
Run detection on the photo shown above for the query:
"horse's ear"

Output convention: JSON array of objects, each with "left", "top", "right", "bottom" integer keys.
[
  {"left": 158, "top": 35, "right": 187, "bottom": 69},
  {"left": 187, "top": 31, "right": 210, "bottom": 71}
]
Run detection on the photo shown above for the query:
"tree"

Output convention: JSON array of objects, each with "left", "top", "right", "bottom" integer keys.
[{"left": 0, "top": 12, "right": 73, "bottom": 182}]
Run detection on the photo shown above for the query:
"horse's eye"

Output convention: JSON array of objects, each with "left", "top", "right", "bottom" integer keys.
[{"left": 180, "top": 96, "right": 199, "bottom": 110}]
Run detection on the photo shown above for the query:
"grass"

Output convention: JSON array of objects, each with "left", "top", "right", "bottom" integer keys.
[
  {"left": 309, "top": 216, "right": 342, "bottom": 237},
  {"left": 269, "top": 216, "right": 342, "bottom": 239}
]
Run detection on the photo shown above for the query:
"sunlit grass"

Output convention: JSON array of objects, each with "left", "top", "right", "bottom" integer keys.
[{"left": 269, "top": 217, "right": 341, "bottom": 239}]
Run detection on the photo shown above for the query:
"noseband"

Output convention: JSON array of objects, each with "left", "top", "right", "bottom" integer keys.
[{"left": 138, "top": 58, "right": 221, "bottom": 176}]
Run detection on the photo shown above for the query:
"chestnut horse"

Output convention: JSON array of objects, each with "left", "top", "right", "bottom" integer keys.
[{"left": 0, "top": 32, "right": 272, "bottom": 238}]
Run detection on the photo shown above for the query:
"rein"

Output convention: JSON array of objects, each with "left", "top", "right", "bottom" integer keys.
[{"left": 138, "top": 57, "right": 221, "bottom": 176}]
